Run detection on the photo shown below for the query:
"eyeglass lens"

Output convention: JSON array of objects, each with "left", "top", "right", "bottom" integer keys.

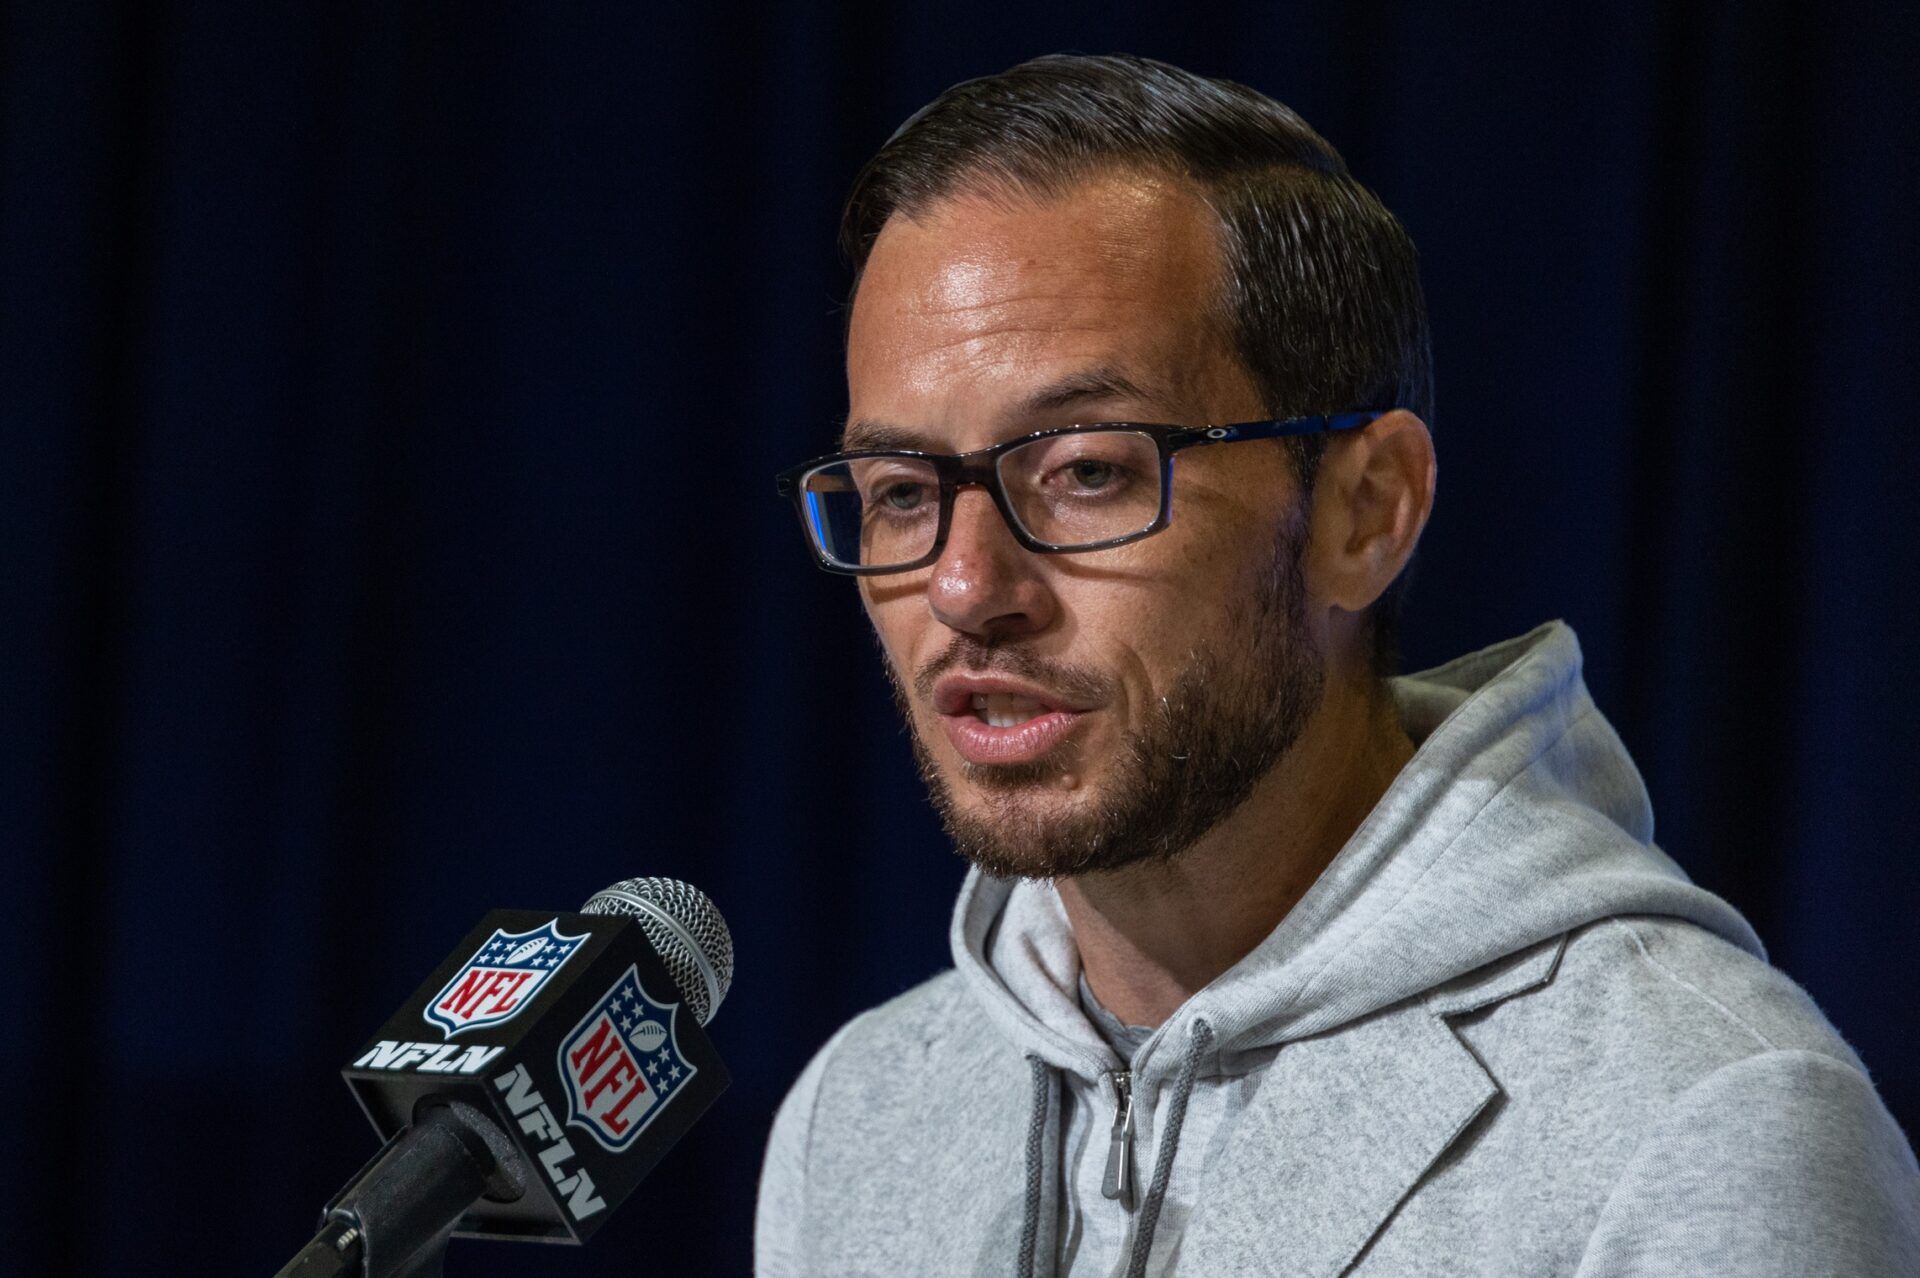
[{"left": 798, "top": 429, "right": 1165, "bottom": 569}]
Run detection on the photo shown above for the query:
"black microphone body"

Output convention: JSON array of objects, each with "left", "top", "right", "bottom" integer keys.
[{"left": 281, "top": 895, "right": 731, "bottom": 1276}]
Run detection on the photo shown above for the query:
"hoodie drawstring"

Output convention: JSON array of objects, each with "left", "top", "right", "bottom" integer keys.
[
  {"left": 1123, "top": 1019, "right": 1214, "bottom": 1278},
  {"left": 1017, "top": 1021, "right": 1215, "bottom": 1278},
  {"left": 1018, "top": 1054, "right": 1054, "bottom": 1278}
]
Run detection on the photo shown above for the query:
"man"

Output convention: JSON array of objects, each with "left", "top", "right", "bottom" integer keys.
[{"left": 756, "top": 53, "right": 1919, "bottom": 1277}]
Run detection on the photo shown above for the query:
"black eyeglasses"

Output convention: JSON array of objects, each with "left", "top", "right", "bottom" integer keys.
[{"left": 774, "top": 411, "right": 1385, "bottom": 575}]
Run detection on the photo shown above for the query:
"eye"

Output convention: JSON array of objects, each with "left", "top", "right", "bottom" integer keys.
[
  {"left": 880, "top": 481, "right": 928, "bottom": 511},
  {"left": 1066, "top": 459, "right": 1116, "bottom": 490},
  {"left": 1002, "top": 429, "right": 1154, "bottom": 509}
]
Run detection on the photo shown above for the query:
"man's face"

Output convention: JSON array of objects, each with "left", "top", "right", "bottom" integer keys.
[{"left": 846, "top": 170, "right": 1328, "bottom": 878}]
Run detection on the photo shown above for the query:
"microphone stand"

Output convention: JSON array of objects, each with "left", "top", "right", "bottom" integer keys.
[{"left": 274, "top": 1104, "right": 512, "bottom": 1278}]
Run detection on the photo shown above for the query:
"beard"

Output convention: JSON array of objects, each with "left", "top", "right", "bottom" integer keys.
[{"left": 886, "top": 506, "right": 1325, "bottom": 880}]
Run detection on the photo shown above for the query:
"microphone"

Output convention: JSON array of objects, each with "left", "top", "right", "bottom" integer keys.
[{"left": 276, "top": 878, "right": 734, "bottom": 1278}]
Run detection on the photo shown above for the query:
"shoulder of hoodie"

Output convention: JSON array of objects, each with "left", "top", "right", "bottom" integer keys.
[
  {"left": 1432, "top": 913, "right": 1877, "bottom": 1103},
  {"left": 1435, "top": 919, "right": 1920, "bottom": 1265},
  {"left": 768, "top": 967, "right": 997, "bottom": 1139}
]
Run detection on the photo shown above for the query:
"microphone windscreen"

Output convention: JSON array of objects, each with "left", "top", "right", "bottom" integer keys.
[{"left": 580, "top": 877, "right": 733, "bottom": 1026}]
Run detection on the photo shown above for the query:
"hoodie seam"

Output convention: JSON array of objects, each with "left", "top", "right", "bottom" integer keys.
[
  {"left": 1288, "top": 702, "right": 1600, "bottom": 1014},
  {"left": 1606, "top": 917, "right": 1778, "bottom": 1052}
]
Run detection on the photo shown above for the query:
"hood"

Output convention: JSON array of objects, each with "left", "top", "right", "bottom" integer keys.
[{"left": 948, "top": 619, "right": 1764, "bottom": 1087}]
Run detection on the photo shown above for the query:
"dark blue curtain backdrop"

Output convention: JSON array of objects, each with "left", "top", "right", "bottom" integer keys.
[{"left": 4, "top": 2, "right": 1915, "bottom": 1273}]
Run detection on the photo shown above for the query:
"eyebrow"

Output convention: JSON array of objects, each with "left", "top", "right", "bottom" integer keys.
[
  {"left": 839, "top": 365, "right": 1183, "bottom": 452},
  {"left": 838, "top": 420, "right": 928, "bottom": 451}
]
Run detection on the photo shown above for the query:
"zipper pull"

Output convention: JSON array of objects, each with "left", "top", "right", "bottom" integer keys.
[{"left": 1102, "top": 1069, "right": 1135, "bottom": 1210}]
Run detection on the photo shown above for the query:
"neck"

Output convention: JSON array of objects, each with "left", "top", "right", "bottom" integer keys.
[{"left": 1055, "top": 665, "right": 1414, "bottom": 1029}]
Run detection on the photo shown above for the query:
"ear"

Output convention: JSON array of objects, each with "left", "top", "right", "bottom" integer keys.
[{"left": 1307, "top": 410, "right": 1436, "bottom": 614}]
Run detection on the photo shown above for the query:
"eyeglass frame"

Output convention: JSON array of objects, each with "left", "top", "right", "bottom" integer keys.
[{"left": 773, "top": 410, "right": 1388, "bottom": 576}]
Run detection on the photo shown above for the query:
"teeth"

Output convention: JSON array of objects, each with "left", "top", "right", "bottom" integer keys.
[{"left": 971, "top": 691, "right": 1047, "bottom": 728}]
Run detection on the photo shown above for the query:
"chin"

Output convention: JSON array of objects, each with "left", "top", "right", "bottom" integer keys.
[{"left": 937, "top": 773, "right": 1137, "bottom": 880}]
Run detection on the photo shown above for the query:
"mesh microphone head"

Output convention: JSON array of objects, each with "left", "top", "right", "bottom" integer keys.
[{"left": 579, "top": 877, "right": 734, "bottom": 1026}]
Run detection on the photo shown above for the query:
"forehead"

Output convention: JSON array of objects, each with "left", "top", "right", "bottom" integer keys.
[{"left": 845, "top": 170, "right": 1239, "bottom": 440}]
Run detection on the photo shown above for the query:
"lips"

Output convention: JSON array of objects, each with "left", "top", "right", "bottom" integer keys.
[
  {"left": 930, "top": 674, "right": 1094, "bottom": 767},
  {"left": 972, "top": 690, "right": 1050, "bottom": 728}
]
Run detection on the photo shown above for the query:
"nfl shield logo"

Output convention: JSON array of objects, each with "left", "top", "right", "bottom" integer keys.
[
  {"left": 424, "top": 919, "right": 588, "bottom": 1039},
  {"left": 558, "top": 965, "right": 697, "bottom": 1152}
]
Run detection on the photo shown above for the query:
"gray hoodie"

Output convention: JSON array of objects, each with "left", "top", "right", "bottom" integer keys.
[{"left": 756, "top": 621, "right": 1920, "bottom": 1276}]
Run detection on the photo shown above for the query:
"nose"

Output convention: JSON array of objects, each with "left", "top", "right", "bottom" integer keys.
[{"left": 924, "top": 485, "right": 1058, "bottom": 640}]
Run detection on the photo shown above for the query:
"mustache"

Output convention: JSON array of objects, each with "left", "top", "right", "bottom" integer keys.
[{"left": 911, "top": 634, "right": 1116, "bottom": 708}]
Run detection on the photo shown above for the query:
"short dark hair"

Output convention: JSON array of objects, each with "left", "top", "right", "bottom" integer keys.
[{"left": 840, "top": 53, "right": 1433, "bottom": 680}]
